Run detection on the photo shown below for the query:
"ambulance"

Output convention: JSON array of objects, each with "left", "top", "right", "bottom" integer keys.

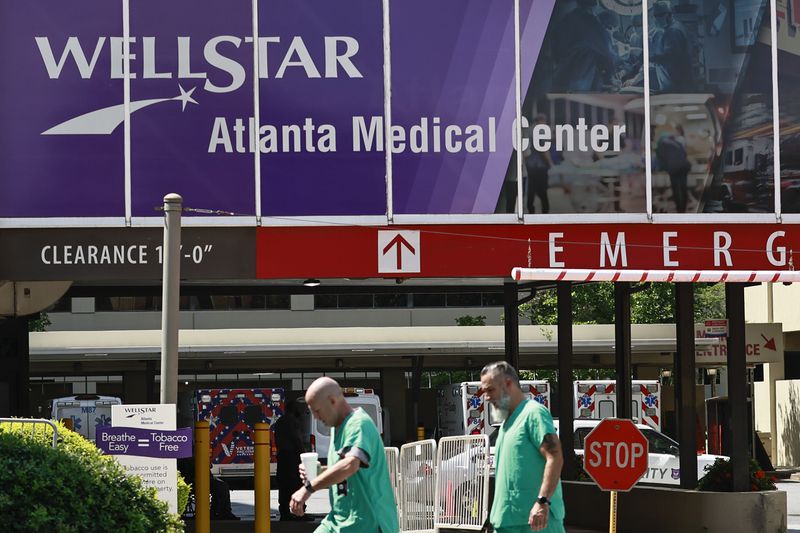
[
  {"left": 573, "top": 380, "right": 661, "bottom": 430},
  {"left": 300, "top": 387, "right": 385, "bottom": 462},
  {"left": 195, "top": 388, "right": 285, "bottom": 477},
  {"left": 437, "top": 381, "right": 550, "bottom": 438},
  {"left": 50, "top": 394, "right": 122, "bottom": 442}
]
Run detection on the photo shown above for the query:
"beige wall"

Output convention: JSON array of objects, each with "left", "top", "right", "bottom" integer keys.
[
  {"left": 776, "top": 379, "right": 800, "bottom": 468},
  {"left": 746, "top": 283, "right": 800, "bottom": 331}
]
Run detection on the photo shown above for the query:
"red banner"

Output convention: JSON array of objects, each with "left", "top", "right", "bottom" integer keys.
[{"left": 256, "top": 224, "right": 799, "bottom": 279}]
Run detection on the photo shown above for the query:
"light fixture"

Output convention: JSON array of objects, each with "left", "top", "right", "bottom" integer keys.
[
  {"left": 660, "top": 370, "right": 672, "bottom": 378},
  {"left": 707, "top": 368, "right": 717, "bottom": 376},
  {"left": 335, "top": 358, "right": 344, "bottom": 369},
  {"left": 303, "top": 278, "right": 321, "bottom": 287}
]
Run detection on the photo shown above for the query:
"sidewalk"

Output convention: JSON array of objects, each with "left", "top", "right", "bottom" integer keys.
[{"left": 184, "top": 519, "right": 603, "bottom": 533}]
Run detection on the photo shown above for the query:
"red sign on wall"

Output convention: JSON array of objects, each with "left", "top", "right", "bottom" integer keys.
[{"left": 256, "top": 224, "right": 799, "bottom": 279}]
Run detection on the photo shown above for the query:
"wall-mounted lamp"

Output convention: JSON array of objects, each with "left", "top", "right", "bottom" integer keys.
[
  {"left": 660, "top": 370, "right": 672, "bottom": 378},
  {"left": 303, "top": 278, "right": 321, "bottom": 287},
  {"left": 707, "top": 368, "right": 717, "bottom": 376}
]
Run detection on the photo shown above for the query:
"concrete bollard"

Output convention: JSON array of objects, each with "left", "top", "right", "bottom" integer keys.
[
  {"left": 194, "top": 421, "right": 210, "bottom": 533},
  {"left": 255, "top": 422, "right": 271, "bottom": 533}
]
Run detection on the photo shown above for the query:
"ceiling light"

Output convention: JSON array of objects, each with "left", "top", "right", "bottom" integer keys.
[{"left": 303, "top": 278, "right": 321, "bottom": 287}]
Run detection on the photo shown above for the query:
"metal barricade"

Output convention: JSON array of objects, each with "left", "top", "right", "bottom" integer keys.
[
  {"left": 385, "top": 446, "right": 400, "bottom": 504},
  {"left": 0, "top": 418, "right": 59, "bottom": 448},
  {"left": 398, "top": 439, "right": 437, "bottom": 533},
  {"left": 434, "top": 435, "right": 490, "bottom": 531},
  {"left": 385, "top": 447, "right": 400, "bottom": 525}
]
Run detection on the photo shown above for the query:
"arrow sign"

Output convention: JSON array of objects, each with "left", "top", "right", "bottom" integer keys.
[
  {"left": 378, "top": 230, "right": 420, "bottom": 274},
  {"left": 761, "top": 334, "right": 777, "bottom": 351}
]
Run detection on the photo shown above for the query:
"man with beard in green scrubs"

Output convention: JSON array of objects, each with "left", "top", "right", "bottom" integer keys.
[
  {"left": 290, "top": 377, "right": 398, "bottom": 533},
  {"left": 481, "top": 362, "right": 565, "bottom": 532}
]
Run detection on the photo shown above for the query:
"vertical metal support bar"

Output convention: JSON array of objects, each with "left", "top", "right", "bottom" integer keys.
[
  {"left": 255, "top": 422, "right": 271, "bottom": 533},
  {"left": 675, "top": 283, "right": 697, "bottom": 488},
  {"left": 160, "top": 193, "right": 182, "bottom": 405},
  {"left": 194, "top": 421, "right": 210, "bottom": 533},
  {"left": 504, "top": 281, "right": 520, "bottom": 370},
  {"left": 0, "top": 317, "right": 30, "bottom": 417},
  {"left": 557, "top": 281, "right": 576, "bottom": 480},
  {"left": 726, "top": 283, "right": 749, "bottom": 492},
  {"left": 614, "top": 282, "right": 632, "bottom": 420},
  {"left": 408, "top": 356, "right": 424, "bottom": 440},
  {"left": 608, "top": 490, "right": 618, "bottom": 533}
]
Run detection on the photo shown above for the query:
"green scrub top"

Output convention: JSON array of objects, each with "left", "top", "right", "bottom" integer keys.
[
  {"left": 315, "top": 408, "right": 399, "bottom": 533},
  {"left": 490, "top": 399, "right": 565, "bottom": 533}
]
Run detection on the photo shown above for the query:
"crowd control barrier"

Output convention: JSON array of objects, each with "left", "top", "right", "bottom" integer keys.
[
  {"left": 433, "top": 435, "right": 490, "bottom": 531},
  {"left": 398, "top": 439, "right": 437, "bottom": 533},
  {"left": 0, "top": 418, "right": 59, "bottom": 447}
]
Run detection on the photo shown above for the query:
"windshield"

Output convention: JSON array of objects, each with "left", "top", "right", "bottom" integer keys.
[{"left": 641, "top": 428, "right": 679, "bottom": 454}]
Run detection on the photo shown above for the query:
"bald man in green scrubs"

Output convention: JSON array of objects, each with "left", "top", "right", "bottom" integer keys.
[{"left": 481, "top": 362, "right": 565, "bottom": 532}]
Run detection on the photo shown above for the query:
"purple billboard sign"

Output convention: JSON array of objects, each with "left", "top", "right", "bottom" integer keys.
[
  {"left": 0, "top": 0, "right": 595, "bottom": 220},
  {"left": 97, "top": 426, "right": 193, "bottom": 459}
]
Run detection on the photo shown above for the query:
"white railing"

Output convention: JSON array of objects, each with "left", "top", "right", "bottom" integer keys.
[
  {"left": 0, "top": 418, "right": 59, "bottom": 447},
  {"left": 398, "top": 439, "right": 437, "bottom": 533},
  {"left": 385, "top": 446, "right": 400, "bottom": 522},
  {"left": 433, "top": 435, "right": 490, "bottom": 531}
]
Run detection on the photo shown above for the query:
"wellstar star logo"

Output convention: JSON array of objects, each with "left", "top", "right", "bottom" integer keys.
[{"left": 42, "top": 84, "right": 198, "bottom": 135}]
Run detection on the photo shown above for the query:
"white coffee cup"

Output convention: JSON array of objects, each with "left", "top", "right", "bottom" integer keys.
[{"left": 301, "top": 452, "right": 319, "bottom": 481}]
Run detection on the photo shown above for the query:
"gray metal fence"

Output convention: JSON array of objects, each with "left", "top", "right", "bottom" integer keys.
[
  {"left": 433, "top": 434, "right": 490, "bottom": 531},
  {"left": 0, "top": 418, "right": 59, "bottom": 448},
  {"left": 398, "top": 439, "right": 437, "bottom": 533}
]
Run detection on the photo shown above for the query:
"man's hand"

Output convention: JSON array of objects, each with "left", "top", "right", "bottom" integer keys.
[
  {"left": 528, "top": 502, "right": 549, "bottom": 531},
  {"left": 289, "top": 486, "right": 311, "bottom": 516}
]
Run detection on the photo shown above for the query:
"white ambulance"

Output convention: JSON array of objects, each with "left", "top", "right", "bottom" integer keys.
[
  {"left": 573, "top": 380, "right": 661, "bottom": 430},
  {"left": 437, "top": 381, "right": 551, "bottom": 438},
  {"left": 50, "top": 394, "right": 122, "bottom": 442},
  {"left": 301, "top": 387, "right": 385, "bottom": 462}
]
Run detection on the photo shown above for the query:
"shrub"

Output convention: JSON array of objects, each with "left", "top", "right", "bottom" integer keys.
[
  {"left": 697, "top": 457, "right": 777, "bottom": 492},
  {"left": 0, "top": 421, "right": 184, "bottom": 531}
]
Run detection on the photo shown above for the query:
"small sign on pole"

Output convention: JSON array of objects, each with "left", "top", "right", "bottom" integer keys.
[{"left": 704, "top": 319, "right": 729, "bottom": 338}]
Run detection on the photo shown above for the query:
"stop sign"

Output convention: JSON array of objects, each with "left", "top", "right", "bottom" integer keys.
[{"left": 583, "top": 418, "right": 649, "bottom": 492}]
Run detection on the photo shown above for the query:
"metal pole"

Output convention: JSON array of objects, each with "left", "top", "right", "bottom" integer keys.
[
  {"left": 614, "top": 282, "right": 632, "bottom": 420},
  {"left": 194, "top": 420, "right": 210, "bottom": 533},
  {"left": 557, "top": 281, "right": 577, "bottom": 480},
  {"left": 726, "top": 283, "right": 749, "bottom": 492},
  {"left": 255, "top": 422, "right": 271, "bottom": 532},
  {"left": 503, "top": 281, "right": 520, "bottom": 370},
  {"left": 608, "top": 490, "right": 618, "bottom": 533},
  {"left": 675, "top": 283, "right": 697, "bottom": 488},
  {"left": 160, "top": 193, "right": 182, "bottom": 405}
]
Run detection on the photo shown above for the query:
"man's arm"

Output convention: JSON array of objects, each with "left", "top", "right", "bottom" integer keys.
[
  {"left": 289, "top": 454, "right": 363, "bottom": 515},
  {"left": 538, "top": 433, "right": 564, "bottom": 499},
  {"left": 529, "top": 433, "right": 564, "bottom": 531}
]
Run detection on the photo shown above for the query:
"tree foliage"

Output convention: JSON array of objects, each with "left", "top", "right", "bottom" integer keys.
[{"left": 518, "top": 282, "right": 726, "bottom": 325}]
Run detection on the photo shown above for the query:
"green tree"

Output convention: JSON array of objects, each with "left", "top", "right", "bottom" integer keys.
[
  {"left": 519, "top": 282, "right": 727, "bottom": 325},
  {"left": 455, "top": 314, "right": 487, "bottom": 326},
  {"left": 28, "top": 312, "right": 51, "bottom": 332}
]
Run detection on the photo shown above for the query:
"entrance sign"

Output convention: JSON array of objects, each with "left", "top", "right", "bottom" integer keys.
[
  {"left": 694, "top": 322, "right": 783, "bottom": 364},
  {"left": 583, "top": 418, "right": 649, "bottom": 492},
  {"left": 111, "top": 404, "right": 179, "bottom": 514},
  {"left": 378, "top": 230, "right": 420, "bottom": 274}
]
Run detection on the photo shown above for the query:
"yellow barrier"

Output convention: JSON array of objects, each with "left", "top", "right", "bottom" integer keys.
[
  {"left": 194, "top": 421, "right": 210, "bottom": 533},
  {"left": 255, "top": 422, "right": 271, "bottom": 533}
]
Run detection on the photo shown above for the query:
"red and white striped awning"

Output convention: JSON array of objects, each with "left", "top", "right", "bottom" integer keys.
[{"left": 511, "top": 268, "right": 800, "bottom": 283}]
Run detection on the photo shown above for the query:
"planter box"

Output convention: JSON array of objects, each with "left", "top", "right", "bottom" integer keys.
[{"left": 563, "top": 480, "right": 787, "bottom": 533}]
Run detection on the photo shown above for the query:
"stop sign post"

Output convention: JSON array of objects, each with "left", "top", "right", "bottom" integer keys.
[{"left": 583, "top": 418, "right": 649, "bottom": 533}]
